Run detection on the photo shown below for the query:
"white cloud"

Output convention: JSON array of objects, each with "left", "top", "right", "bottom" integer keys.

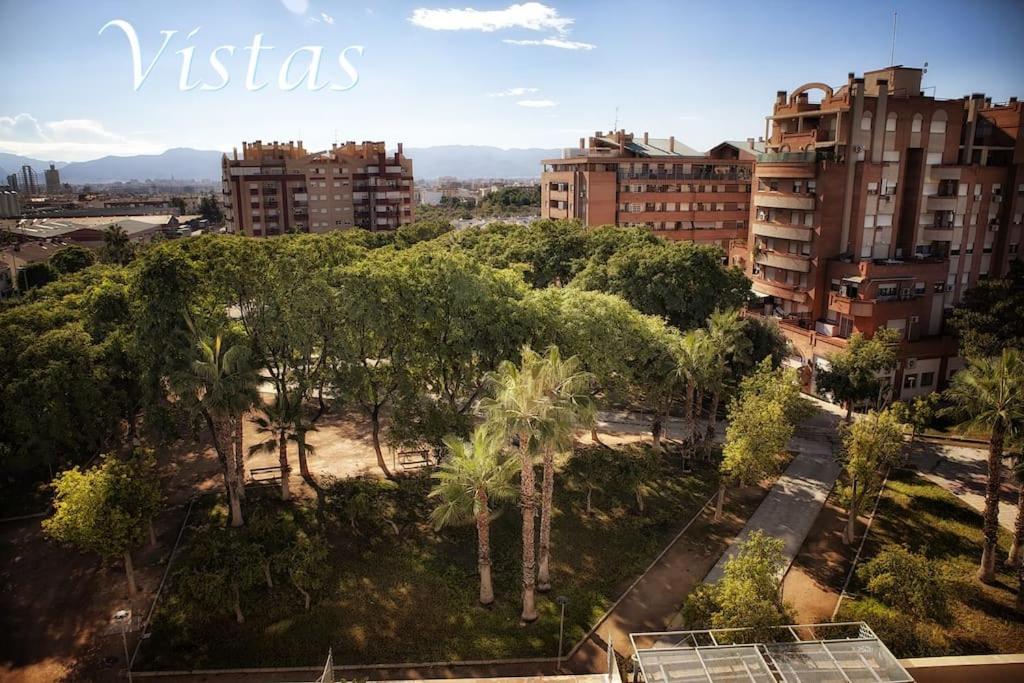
[
  {"left": 281, "top": 0, "right": 310, "bottom": 15},
  {"left": 321, "top": 12, "right": 335, "bottom": 25},
  {"left": 0, "top": 113, "right": 162, "bottom": 161},
  {"left": 410, "top": 2, "right": 573, "bottom": 34},
  {"left": 503, "top": 37, "right": 595, "bottom": 50},
  {"left": 517, "top": 99, "right": 557, "bottom": 108},
  {"left": 488, "top": 87, "right": 539, "bottom": 97}
]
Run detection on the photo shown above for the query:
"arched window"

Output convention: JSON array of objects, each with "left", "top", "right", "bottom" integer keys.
[
  {"left": 912, "top": 113, "right": 923, "bottom": 133},
  {"left": 886, "top": 112, "right": 898, "bottom": 132},
  {"left": 861, "top": 112, "right": 873, "bottom": 132},
  {"left": 930, "top": 109, "right": 948, "bottom": 134}
]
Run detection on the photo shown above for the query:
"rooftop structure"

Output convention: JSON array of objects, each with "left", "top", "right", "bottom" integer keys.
[{"left": 630, "top": 623, "right": 912, "bottom": 683}]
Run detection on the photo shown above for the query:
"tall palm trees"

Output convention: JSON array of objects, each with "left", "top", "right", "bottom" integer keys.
[
  {"left": 249, "top": 393, "right": 298, "bottom": 501},
  {"left": 429, "top": 427, "right": 519, "bottom": 605},
  {"left": 175, "top": 328, "right": 260, "bottom": 527},
  {"left": 944, "top": 348, "right": 1024, "bottom": 582},
  {"left": 676, "top": 330, "right": 711, "bottom": 447}
]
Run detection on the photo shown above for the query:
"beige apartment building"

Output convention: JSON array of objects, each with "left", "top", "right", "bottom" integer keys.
[
  {"left": 736, "top": 66, "right": 1023, "bottom": 400},
  {"left": 541, "top": 132, "right": 761, "bottom": 251},
  {"left": 222, "top": 140, "right": 414, "bottom": 237}
]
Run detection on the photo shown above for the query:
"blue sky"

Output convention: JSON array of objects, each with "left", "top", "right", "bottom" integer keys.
[{"left": 1, "top": 0, "right": 1022, "bottom": 161}]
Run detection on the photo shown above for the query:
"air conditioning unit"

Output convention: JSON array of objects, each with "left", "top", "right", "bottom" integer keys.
[
  {"left": 910, "top": 315, "right": 920, "bottom": 323},
  {"left": 907, "top": 359, "right": 916, "bottom": 369}
]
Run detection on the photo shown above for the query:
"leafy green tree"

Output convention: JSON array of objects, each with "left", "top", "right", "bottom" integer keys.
[
  {"left": 839, "top": 408, "right": 905, "bottom": 544},
  {"left": 741, "top": 315, "right": 790, "bottom": 373},
  {"left": 564, "top": 446, "right": 618, "bottom": 514},
  {"left": 891, "top": 393, "right": 940, "bottom": 445},
  {"left": 321, "top": 475, "right": 401, "bottom": 535},
  {"left": 943, "top": 349, "right": 1024, "bottom": 582},
  {"left": 618, "top": 449, "right": 660, "bottom": 514},
  {"left": 177, "top": 530, "right": 263, "bottom": 623},
  {"left": 198, "top": 193, "right": 224, "bottom": 223},
  {"left": 43, "top": 452, "right": 161, "bottom": 595},
  {"left": 682, "top": 531, "right": 793, "bottom": 638},
  {"left": 815, "top": 329, "right": 900, "bottom": 420},
  {"left": 101, "top": 224, "right": 134, "bottom": 265},
  {"left": 169, "top": 196, "right": 187, "bottom": 213},
  {"left": 704, "top": 309, "right": 754, "bottom": 439},
  {"left": 429, "top": 427, "right": 519, "bottom": 605},
  {"left": 949, "top": 259, "right": 1024, "bottom": 358},
  {"left": 50, "top": 245, "right": 96, "bottom": 274},
  {"left": 289, "top": 530, "right": 330, "bottom": 610},
  {"left": 739, "top": 358, "right": 815, "bottom": 424}
]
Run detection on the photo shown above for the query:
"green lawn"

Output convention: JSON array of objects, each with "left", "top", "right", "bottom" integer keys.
[
  {"left": 138, "top": 445, "right": 716, "bottom": 669},
  {"left": 838, "top": 470, "right": 1024, "bottom": 657}
]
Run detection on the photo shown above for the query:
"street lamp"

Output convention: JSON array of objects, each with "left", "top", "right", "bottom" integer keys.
[
  {"left": 112, "top": 609, "right": 133, "bottom": 683},
  {"left": 556, "top": 595, "right": 569, "bottom": 671}
]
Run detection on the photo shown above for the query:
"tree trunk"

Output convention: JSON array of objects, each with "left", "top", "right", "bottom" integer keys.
[
  {"left": 124, "top": 551, "right": 137, "bottom": 595},
  {"left": 979, "top": 424, "right": 1005, "bottom": 583},
  {"left": 845, "top": 401, "right": 853, "bottom": 423},
  {"left": 694, "top": 388, "right": 704, "bottom": 444},
  {"left": 208, "top": 413, "right": 244, "bottom": 527},
  {"left": 684, "top": 383, "right": 695, "bottom": 445},
  {"left": 591, "top": 426, "right": 606, "bottom": 447},
  {"left": 297, "top": 431, "right": 313, "bottom": 481},
  {"left": 714, "top": 485, "right": 725, "bottom": 521},
  {"left": 537, "top": 448, "right": 555, "bottom": 592},
  {"left": 476, "top": 490, "right": 495, "bottom": 606},
  {"left": 295, "top": 581, "right": 311, "bottom": 610},
  {"left": 1017, "top": 558, "right": 1024, "bottom": 612},
  {"left": 585, "top": 487, "right": 593, "bottom": 515},
  {"left": 707, "top": 391, "right": 720, "bottom": 441},
  {"left": 518, "top": 431, "right": 538, "bottom": 622},
  {"left": 232, "top": 585, "right": 244, "bottom": 624},
  {"left": 370, "top": 407, "right": 394, "bottom": 480},
  {"left": 148, "top": 518, "right": 157, "bottom": 547},
  {"left": 844, "top": 478, "right": 858, "bottom": 546},
  {"left": 1009, "top": 483, "right": 1024, "bottom": 568},
  {"left": 234, "top": 415, "right": 246, "bottom": 501},
  {"left": 651, "top": 415, "right": 663, "bottom": 452},
  {"left": 278, "top": 430, "right": 291, "bottom": 501},
  {"left": 263, "top": 562, "right": 274, "bottom": 588},
  {"left": 635, "top": 488, "right": 645, "bottom": 514}
]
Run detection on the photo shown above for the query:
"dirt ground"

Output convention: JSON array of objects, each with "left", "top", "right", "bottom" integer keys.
[{"left": 0, "top": 407, "right": 667, "bottom": 682}]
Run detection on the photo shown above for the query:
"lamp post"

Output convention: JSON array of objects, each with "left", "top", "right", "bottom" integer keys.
[
  {"left": 556, "top": 595, "right": 569, "bottom": 671},
  {"left": 113, "top": 609, "right": 133, "bottom": 683}
]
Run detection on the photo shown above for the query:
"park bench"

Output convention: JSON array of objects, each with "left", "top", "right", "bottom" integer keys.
[
  {"left": 249, "top": 465, "right": 282, "bottom": 486},
  {"left": 397, "top": 449, "right": 432, "bottom": 471}
]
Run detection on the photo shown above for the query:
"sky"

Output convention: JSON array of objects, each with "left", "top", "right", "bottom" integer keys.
[{"left": 1, "top": 0, "right": 1022, "bottom": 162}]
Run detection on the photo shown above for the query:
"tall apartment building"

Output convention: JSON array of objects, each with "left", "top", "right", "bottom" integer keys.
[
  {"left": 222, "top": 139, "right": 414, "bottom": 237},
  {"left": 18, "top": 165, "right": 39, "bottom": 196},
  {"left": 541, "top": 132, "right": 761, "bottom": 251},
  {"left": 44, "top": 164, "right": 61, "bottom": 195},
  {"left": 5, "top": 173, "right": 18, "bottom": 192},
  {"left": 738, "top": 66, "right": 1023, "bottom": 400}
]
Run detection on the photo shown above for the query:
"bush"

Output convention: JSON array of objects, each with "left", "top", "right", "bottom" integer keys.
[
  {"left": 839, "top": 598, "right": 950, "bottom": 657},
  {"left": 320, "top": 474, "right": 402, "bottom": 535},
  {"left": 857, "top": 545, "right": 953, "bottom": 623}
]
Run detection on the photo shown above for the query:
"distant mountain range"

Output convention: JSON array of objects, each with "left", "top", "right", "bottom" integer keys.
[{"left": 0, "top": 145, "right": 560, "bottom": 185}]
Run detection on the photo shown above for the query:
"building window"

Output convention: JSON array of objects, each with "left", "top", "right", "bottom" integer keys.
[
  {"left": 1010, "top": 243, "right": 1019, "bottom": 254},
  {"left": 921, "top": 372, "right": 935, "bottom": 388},
  {"left": 903, "top": 373, "right": 918, "bottom": 389}
]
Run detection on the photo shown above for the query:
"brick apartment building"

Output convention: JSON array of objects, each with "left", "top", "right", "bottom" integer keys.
[
  {"left": 222, "top": 140, "right": 414, "bottom": 237},
  {"left": 540, "top": 132, "right": 763, "bottom": 251},
  {"left": 735, "top": 66, "right": 1023, "bottom": 400}
]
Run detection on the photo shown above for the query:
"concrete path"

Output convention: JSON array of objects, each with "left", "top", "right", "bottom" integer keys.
[
  {"left": 909, "top": 441, "right": 1018, "bottom": 531},
  {"left": 704, "top": 400, "right": 843, "bottom": 583}
]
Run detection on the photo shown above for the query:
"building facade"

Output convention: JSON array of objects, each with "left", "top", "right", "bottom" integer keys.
[
  {"left": 44, "top": 164, "right": 61, "bottom": 195},
  {"left": 737, "top": 66, "right": 1023, "bottom": 399},
  {"left": 541, "top": 132, "right": 761, "bottom": 251},
  {"left": 18, "top": 165, "right": 39, "bottom": 196},
  {"left": 222, "top": 139, "right": 414, "bottom": 237}
]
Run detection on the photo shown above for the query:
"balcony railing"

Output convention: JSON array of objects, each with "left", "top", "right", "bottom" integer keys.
[{"left": 756, "top": 151, "right": 816, "bottom": 163}]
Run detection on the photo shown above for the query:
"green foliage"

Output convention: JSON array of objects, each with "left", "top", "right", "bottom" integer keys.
[
  {"left": 891, "top": 393, "right": 940, "bottom": 440},
  {"left": 50, "top": 245, "right": 97, "bottom": 275},
  {"left": 19, "top": 261, "right": 57, "bottom": 289},
  {"left": 857, "top": 545, "right": 953, "bottom": 623},
  {"left": 840, "top": 408, "right": 906, "bottom": 493},
  {"left": 942, "top": 348, "right": 1024, "bottom": 440},
  {"left": 429, "top": 426, "right": 519, "bottom": 529},
  {"left": 198, "top": 193, "right": 224, "bottom": 223},
  {"left": 477, "top": 186, "right": 541, "bottom": 214},
  {"left": 101, "top": 224, "right": 134, "bottom": 265},
  {"left": 839, "top": 598, "right": 950, "bottom": 657},
  {"left": 738, "top": 358, "right": 815, "bottom": 424},
  {"left": 43, "top": 450, "right": 161, "bottom": 559},
  {"left": 321, "top": 475, "right": 402, "bottom": 535},
  {"left": 175, "top": 527, "right": 264, "bottom": 622},
  {"left": 682, "top": 531, "right": 793, "bottom": 636},
  {"left": 815, "top": 329, "right": 899, "bottom": 412},
  {"left": 948, "top": 259, "right": 1024, "bottom": 358}
]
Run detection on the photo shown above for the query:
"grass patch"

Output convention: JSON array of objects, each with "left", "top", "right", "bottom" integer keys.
[
  {"left": 138, "top": 444, "right": 716, "bottom": 669},
  {"left": 837, "top": 469, "right": 1024, "bottom": 657}
]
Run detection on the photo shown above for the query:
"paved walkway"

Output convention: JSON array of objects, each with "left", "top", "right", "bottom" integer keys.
[
  {"left": 909, "top": 441, "right": 1018, "bottom": 531},
  {"left": 704, "top": 400, "right": 843, "bottom": 583}
]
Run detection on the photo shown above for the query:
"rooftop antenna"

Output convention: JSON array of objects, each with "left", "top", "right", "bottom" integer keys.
[
  {"left": 889, "top": 10, "right": 898, "bottom": 66},
  {"left": 613, "top": 106, "right": 619, "bottom": 131}
]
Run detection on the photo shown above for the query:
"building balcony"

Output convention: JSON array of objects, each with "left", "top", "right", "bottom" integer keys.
[
  {"left": 754, "top": 191, "right": 815, "bottom": 211},
  {"left": 751, "top": 220, "right": 814, "bottom": 242},
  {"left": 926, "top": 195, "right": 958, "bottom": 211},
  {"left": 755, "top": 250, "right": 812, "bottom": 273},
  {"left": 548, "top": 190, "right": 569, "bottom": 202},
  {"left": 751, "top": 277, "right": 808, "bottom": 303},
  {"left": 829, "top": 292, "right": 874, "bottom": 317}
]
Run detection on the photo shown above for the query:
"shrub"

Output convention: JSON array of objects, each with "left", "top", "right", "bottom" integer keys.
[
  {"left": 839, "top": 598, "right": 950, "bottom": 657},
  {"left": 857, "top": 545, "right": 953, "bottom": 623},
  {"left": 320, "top": 475, "right": 401, "bottom": 535}
]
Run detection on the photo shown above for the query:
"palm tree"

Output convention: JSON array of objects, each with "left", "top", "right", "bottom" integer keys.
[
  {"left": 429, "top": 427, "right": 519, "bottom": 605},
  {"left": 944, "top": 349, "right": 1024, "bottom": 582},
  {"left": 175, "top": 325, "right": 260, "bottom": 527},
  {"left": 676, "top": 330, "right": 711, "bottom": 447},
  {"left": 249, "top": 393, "right": 298, "bottom": 501},
  {"left": 1007, "top": 446, "right": 1024, "bottom": 569},
  {"left": 705, "top": 309, "right": 753, "bottom": 441},
  {"left": 534, "top": 347, "right": 595, "bottom": 593},
  {"left": 480, "top": 347, "right": 550, "bottom": 622},
  {"left": 101, "top": 224, "right": 133, "bottom": 265}
]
